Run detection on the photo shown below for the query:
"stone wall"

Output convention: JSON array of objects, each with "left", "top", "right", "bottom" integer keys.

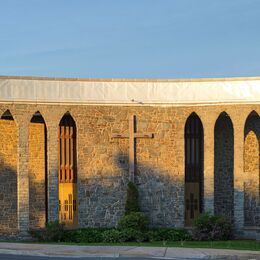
[
  {"left": 76, "top": 107, "right": 184, "bottom": 227},
  {"left": 244, "top": 112, "right": 260, "bottom": 226},
  {"left": 0, "top": 104, "right": 259, "bottom": 236},
  {"left": 0, "top": 119, "right": 18, "bottom": 233},
  {"left": 28, "top": 122, "right": 46, "bottom": 229},
  {"left": 214, "top": 112, "right": 234, "bottom": 223}
]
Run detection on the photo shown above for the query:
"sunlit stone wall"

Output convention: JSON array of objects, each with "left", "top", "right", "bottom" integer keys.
[
  {"left": 244, "top": 113, "right": 260, "bottom": 227},
  {"left": 0, "top": 103, "right": 259, "bottom": 238},
  {"left": 29, "top": 122, "right": 46, "bottom": 229},
  {"left": 0, "top": 119, "right": 18, "bottom": 233}
]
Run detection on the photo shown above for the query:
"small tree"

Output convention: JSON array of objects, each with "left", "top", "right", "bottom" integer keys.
[
  {"left": 118, "top": 181, "right": 149, "bottom": 232},
  {"left": 125, "top": 181, "right": 140, "bottom": 215}
]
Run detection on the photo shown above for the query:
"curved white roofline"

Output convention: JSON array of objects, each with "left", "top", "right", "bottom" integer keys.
[{"left": 0, "top": 75, "right": 260, "bottom": 105}]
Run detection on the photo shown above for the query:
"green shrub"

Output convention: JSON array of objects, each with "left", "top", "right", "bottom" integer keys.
[
  {"left": 193, "top": 213, "right": 232, "bottom": 241},
  {"left": 125, "top": 181, "right": 140, "bottom": 214},
  {"left": 117, "top": 181, "right": 149, "bottom": 242},
  {"left": 63, "top": 228, "right": 106, "bottom": 243},
  {"left": 102, "top": 228, "right": 148, "bottom": 243},
  {"left": 31, "top": 224, "right": 193, "bottom": 243},
  {"left": 148, "top": 228, "right": 192, "bottom": 241},
  {"left": 102, "top": 229, "right": 121, "bottom": 243},
  {"left": 119, "top": 228, "right": 148, "bottom": 242},
  {"left": 30, "top": 221, "right": 65, "bottom": 242},
  {"left": 118, "top": 212, "right": 149, "bottom": 231}
]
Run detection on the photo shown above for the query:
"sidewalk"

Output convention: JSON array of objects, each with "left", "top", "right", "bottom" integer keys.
[{"left": 0, "top": 242, "right": 259, "bottom": 259}]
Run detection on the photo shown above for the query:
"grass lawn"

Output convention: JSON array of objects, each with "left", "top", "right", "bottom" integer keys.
[
  {"left": 154, "top": 240, "right": 260, "bottom": 251},
  {"left": 30, "top": 240, "right": 260, "bottom": 251}
]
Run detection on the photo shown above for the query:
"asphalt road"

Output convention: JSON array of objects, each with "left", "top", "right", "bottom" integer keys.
[
  {"left": 0, "top": 255, "right": 232, "bottom": 260},
  {"left": 0, "top": 256, "right": 168, "bottom": 260},
  {"left": 0, "top": 256, "right": 145, "bottom": 260},
  {"left": 0, "top": 256, "right": 171, "bottom": 260}
]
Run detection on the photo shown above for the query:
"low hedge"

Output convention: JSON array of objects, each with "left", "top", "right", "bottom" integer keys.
[
  {"left": 148, "top": 228, "right": 192, "bottom": 241},
  {"left": 102, "top": 228, "right": 148, "bottom": 243},
  {"left": 30, "top": 222, "right": 191, "bottom": 243},
  {"left": 62, "top": 228, "right": 109, "bottom": 243},
  {"left": 31, "top": 214, "right": 232, "bottom": 243}
]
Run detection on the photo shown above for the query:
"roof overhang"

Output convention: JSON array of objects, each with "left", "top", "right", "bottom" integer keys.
[{"left": 0, "top": 76, "right": 259, "bottom": 106}]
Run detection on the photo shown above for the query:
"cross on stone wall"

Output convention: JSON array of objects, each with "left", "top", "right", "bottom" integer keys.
[{"left": 112, "top": 114, "right": 154, "bottom": 182}]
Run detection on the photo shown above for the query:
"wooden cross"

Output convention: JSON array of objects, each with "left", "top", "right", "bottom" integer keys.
[{"left": 112, "top": 114, "right": 154, "bottom": 182}]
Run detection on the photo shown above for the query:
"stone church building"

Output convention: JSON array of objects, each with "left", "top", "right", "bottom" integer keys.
[{"left": 0, "top": 75, "right": 259, "bottom": 239}]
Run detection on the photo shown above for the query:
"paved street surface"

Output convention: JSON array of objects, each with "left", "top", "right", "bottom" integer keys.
[
  {"left": 0, "top": 243, "right": 259, "bottom": 260},
  {"left": 0, "top": 254, "right": 254, "bottom": 260},
  {"left": 0, "top": 256, "right": 185, "bottom": 260}
]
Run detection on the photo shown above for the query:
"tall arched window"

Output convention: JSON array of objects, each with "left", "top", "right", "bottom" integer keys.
[
  {"left": 58, "top": 112, "right": 78, "bottom": 227},
  {"left": 29, "top": 111, "right": 48, "bottom": 229},
  {"left": 214, "top": 112, "right": 234, "bottom": 223},
  {"left": 244, "top": 111, "right": 260, "bottom": 226},
  {"left": 185, "top": 113, "right": 204, "bottom": 226}
]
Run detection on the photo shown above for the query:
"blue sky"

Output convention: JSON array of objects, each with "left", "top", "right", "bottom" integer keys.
[{"left": 0, "top": 0, "right": 260, "bottom": 79}]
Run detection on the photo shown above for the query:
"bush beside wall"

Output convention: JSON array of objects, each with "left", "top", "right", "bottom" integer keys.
[{"left": 192, "top": 213, "right": 232, "bottom": 241}]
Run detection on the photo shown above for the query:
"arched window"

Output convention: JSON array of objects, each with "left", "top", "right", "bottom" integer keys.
[
  {"left": 58, "top": 112, "right": 78, "bottom": 227},
  {"left": 244, "top": 111, "right": 260, "bottom": 226},
  {"left": 1, "top": 109, "right": 14, "bottom": 120},
  {"left": 185, "top": 112, "right": 204, "bottom": 226},
  {"left": 59, "top": 113, "right": 77, "bottom": 183},
  {"left": 214, "top": 112, "right": 234, "bottom": 223},
  {"left": 29, "top": 111, "right": 48, "bottom": 229}
]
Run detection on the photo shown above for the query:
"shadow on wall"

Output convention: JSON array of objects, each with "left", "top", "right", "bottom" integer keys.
[
  {"left": 0, "top": 157, "right": 18, "bottom": 234},
  {"left": 2, "top": 109, "right": 258, "bottom": 234},
  {"left": 0, "top": 147, "right": 47, "bottom": 234},
  {"left": 77, "top": 150, "right": 248, "bottom": 230},
  {"left": 0, "top": 144, "right": 251, "bottom": 233},
  {"left": 0, "top": 149, "right": 184, "bottom": 232},
  {"left": 78, "top": 151, "right": 185, "bottom": 228},
  {"left": 0, "top": 110, "right": 47, "bottom": 235},
  {"left": 0, "top": 117, "right": 18, "bottom": 234}
]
